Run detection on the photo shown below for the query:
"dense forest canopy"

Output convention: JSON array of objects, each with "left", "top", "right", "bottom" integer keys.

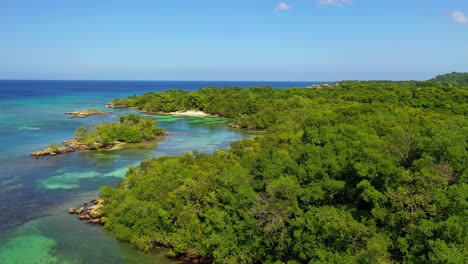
[
  {"left": 101, "top": 79, "right": 467, "bottom": 263},
  {"left": 111, "top": 81, "right": 467, "bottom": 129},
  {"left": 431, "top": 72, "right": 468, "bottom": 85}
]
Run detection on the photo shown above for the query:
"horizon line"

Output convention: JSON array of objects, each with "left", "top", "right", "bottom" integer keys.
[
  {"left": 0, "top": 78, "right": 432, "bottom": 82},
  {"left": 0, "top": 79, "right": 331, "bottom": 83}
]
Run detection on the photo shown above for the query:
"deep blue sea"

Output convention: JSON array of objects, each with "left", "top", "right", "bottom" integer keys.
[{"left": 0, "top": 80, "right": 313, "bottom": 263}]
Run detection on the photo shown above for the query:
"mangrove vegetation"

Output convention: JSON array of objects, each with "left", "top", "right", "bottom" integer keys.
[{"left": 100, "top": 78, "right": 467, "bottom": 263}]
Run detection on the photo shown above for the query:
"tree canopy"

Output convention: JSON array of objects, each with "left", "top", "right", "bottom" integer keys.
[
  {"left": 100, "top": 79, "right": 467, "bottom": 263},
  {"left": 431, "top": 72, "right": 468, "bottom": 85},
  {"left": 111, "top": 80, "right": 467, "bottom": 129}
]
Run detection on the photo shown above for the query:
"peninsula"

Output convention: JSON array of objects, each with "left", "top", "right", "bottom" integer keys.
[{"left": 96, "top": 74, "right": 468, "bottom": 263}]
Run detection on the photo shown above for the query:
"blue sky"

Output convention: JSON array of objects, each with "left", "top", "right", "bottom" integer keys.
[{"left": 1, "top": 0, "right": 467, "bottom": 81}]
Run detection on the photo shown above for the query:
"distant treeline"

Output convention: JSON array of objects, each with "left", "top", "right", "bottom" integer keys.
[
  {"left": 101, "top": 78, "right": 468, "bottom": 263},
  {"left": 112, "top": 80, "right": 467, "bottom": 129},
  {"left": 431, "top": 72, "right": 468, "bottom": 85}
]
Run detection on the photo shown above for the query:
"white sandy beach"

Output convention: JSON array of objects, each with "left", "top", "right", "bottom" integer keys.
[{"left": 167, "top": 110, "right": 211, "bottom": 117}]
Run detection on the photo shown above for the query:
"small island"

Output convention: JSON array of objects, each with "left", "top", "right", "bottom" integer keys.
[
  {"left": 31, "top": 114, "right": 167, "bottom": 157},
  {"left": 64, "top": 109, "right": 112, "bottom": 118}
]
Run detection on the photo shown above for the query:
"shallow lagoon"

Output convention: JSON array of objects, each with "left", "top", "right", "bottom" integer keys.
[
  {"left": 0, "top": 80, "right": 309, "bottom": 263},
  {"left": 0, "top": 113, "right": 256, "bottom": 263},
  {"left": 0, "top": 81, "right": 277, "bottom": 263}
]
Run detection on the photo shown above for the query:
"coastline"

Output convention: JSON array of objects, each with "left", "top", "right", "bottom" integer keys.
[
  {"left": 109, "top": 104, "right": 262, "bottom": 131},
  {"left": 0, "top": 81, "right": 301, "bottom": 264},
  {"left": 107, "top": 103, "right": 215, "bottom": 117}
]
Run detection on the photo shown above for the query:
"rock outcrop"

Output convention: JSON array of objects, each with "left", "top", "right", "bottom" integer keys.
[
  {"left": 75, "top": 207, "right": 84, "bottom": 214},
  {"left": 31, "top": 139, "right": 89, "bottom": 158},
  {"left": 68, "top": 197, "right": 105, "bottom": 225},
  {"left": 64, "top": 110, "right": 111, "bottom": 118},
  {"left": 31, "top": 146, "right": 76, "bottom": 158}
]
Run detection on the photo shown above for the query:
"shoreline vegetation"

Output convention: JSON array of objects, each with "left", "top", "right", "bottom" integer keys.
[
  {"left": 96, "top": 73, "right": 467, "bottom": 263},
  {"left": 64, "top": 109, "right": 112, "bottom": 118},
  {"left": 31, "top": 114, "right": 167, "bottom": 158}
]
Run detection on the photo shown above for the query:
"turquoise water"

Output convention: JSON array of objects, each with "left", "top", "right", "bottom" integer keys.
[
  {"left": 0, "top": 80, "right": 303, "bottom": 263},
  {"left": 0, "top": 81, "right": 284, "bottom": 264}
]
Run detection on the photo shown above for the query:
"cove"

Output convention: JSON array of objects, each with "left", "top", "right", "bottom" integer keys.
[{"left": 0, "top": 80, "right": 302, "bottom": 263}]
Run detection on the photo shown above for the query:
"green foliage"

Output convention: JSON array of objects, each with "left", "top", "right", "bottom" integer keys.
[
  {"left": 75, "top": 114, "right": 166, "bottom": 148},
  {"left": 112, "top": 80, "right": 467, "bottom": 129},
  {"left": 101, "top": 78, "right": 468, "bottom": 263},
  {"left": 74, "top": 125, "right": 88, "bottom": 138},
  {"left": 49, "top": 142, "right": 62, "bottom": 150},
  {"left": 431, "top": 72, "right": 468, "bottom": 85}
]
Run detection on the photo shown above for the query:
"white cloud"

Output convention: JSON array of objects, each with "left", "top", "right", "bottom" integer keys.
[
  {"left": 275, "top": 2, "right": 293, "bottom": 11},
  {"left": 318, "top": 0, "right": 352, "bottom": 6},
  {"left": 452, "top": 10, "right": 468, "bottom": 25}
]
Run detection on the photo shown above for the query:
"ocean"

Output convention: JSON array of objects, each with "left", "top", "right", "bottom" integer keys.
[{"left": 0, "top": 80, "right": 313, "bottom": 263}]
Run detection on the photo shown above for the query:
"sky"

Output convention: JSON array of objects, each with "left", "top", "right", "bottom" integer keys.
[{"left": 1, "top": 0, "right": 468, "bottom": 81}]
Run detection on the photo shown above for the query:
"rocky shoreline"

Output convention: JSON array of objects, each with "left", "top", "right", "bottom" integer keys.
[
  {"left": 68, "top": 198, "right": 106, "bottom": 225},
  {"left": 31, "top": 139, "right": 88, "bottom": 158},
  {"left": 31, "top": 137, "right": 167, "bottom": 158},
  {"left": 30, "top": 145, "right": 77, "bottom": 157},
  {"left": 30, "top": 139, "right": 117, "bottom": 158},
  {"left": 64, "top": 109, "right": 112, "bottom": 118}
]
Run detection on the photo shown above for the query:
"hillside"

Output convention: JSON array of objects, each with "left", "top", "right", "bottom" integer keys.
[{"left": 431, "top": 72, "right": 468, "bottom": 85}]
